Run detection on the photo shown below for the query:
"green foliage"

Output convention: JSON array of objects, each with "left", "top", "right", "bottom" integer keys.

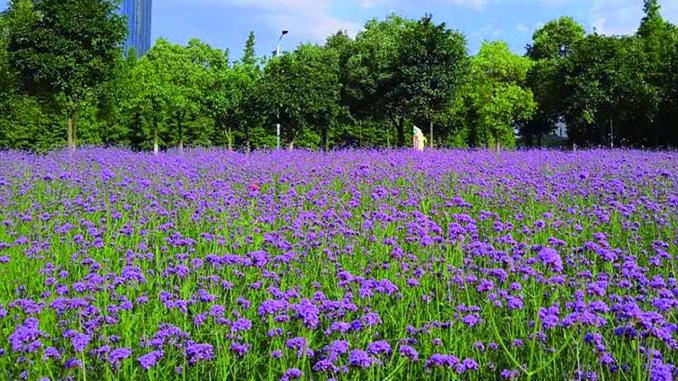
[
  {"left": 527, "top": 17, "right": 586, "bottom": 60},
  {"left": 206, "top": 32, "right": 261, "bottom": 150},
  {"left": 261, "top": 44, "right": 341, "bottom": 150},
  {"left": 637, "top": 0, "right": 678, "bottom": 147},
  {"left": 395, "top": 15, "right": 469, "bottom": 146},
  {"left": 125, "top": 38, "right": 228, "bottom": 151},
  {"left": 522, "top": 17, "right": 585, "bottom": 146},
  {"left": 1, "top": 2, "right": 678, "bottom": 151},
  {"left": 345, "top": 15, "right": 468, "bottom": 147},
  {"left": 6, "top": 0, "right": 126, "bottom": 149},
  {"left": 561, "top": 35, "right": 658, "bottom": 147},
  {"left": 456, "top": 41, "right": 536, "bottom": 149}
]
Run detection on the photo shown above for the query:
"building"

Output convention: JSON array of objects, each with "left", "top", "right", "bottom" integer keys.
[{"left": 120, "top": 0, "right": 152, "bottom": 56}]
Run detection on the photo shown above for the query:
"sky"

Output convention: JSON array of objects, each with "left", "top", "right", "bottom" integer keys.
[{"left": 2, "top": 0, "right": 678, "bottom": 60}]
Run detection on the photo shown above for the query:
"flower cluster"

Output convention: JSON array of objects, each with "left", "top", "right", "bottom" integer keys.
[{"left": 0, "top": 148, "right": 675, "bottom": 380}]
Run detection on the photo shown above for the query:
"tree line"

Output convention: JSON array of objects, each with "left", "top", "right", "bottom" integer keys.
[{"left": 1, "top": 0, "right": 676, "bottom": 152}]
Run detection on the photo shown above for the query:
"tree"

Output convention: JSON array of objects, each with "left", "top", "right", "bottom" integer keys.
[
  {"left": 6, "top": 0, "right": 126, "bottom": 150},
  {"left": 139, "top": 38, "right": 228, "bottom": 151},
  {"left": 561, "top": 34, "right": 656, "bottom": 147},
  {"left": 205, "top": 32, "right": 261, "bottom": 150},
  {"left": 126, "top": 46, "right": 169, "bottom": 153},
  {"left": 260, "top": 44, "right": 341, "bottom": 150},
  {"left": 637, "top": 0, "right": 678, "bottom": 146},
  {"left": 346, "top": 15, "right": 468, "bottom": 147},
  {"left": 395, "top": 15, "right": 468, "bottom": 147},
  {"left": 0, "top": 10, "right": 12, "bottom": 117},
  {"left": 526, "top": 16, "right": 586, "bottom": 60},
  {"left": 665, "top": 38, "right": 678, "bottom": 147},
  {"left": 457, "top": 41, "right": 535, "bottom": 149},
  {"left": 523, "top": 17, "right": 585, "bottom": 146},
  {"left": 241, "top": 31, "right": 257, "bottom": 68},
  {"left": 345, "top": 15, "right": 411, "bottom": 147}
]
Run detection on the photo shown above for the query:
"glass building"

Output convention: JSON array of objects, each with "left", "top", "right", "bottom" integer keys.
[{"left": 120, "top": 0, "right": 152, "bottom": 56}]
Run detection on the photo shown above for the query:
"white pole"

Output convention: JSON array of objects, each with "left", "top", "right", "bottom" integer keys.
[
  {"left": 276, "top": 123, "right": 281, "bottom": 150},
  {"left": 275, "top": 30, "right": 288, "bottom": 150}
]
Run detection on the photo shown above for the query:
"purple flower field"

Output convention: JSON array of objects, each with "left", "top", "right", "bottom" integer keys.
[{"left": 0, "top": 148, "right": 676, "bottom": 381}]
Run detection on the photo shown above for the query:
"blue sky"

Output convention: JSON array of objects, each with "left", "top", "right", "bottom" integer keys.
[{"left": 3, "top": 0, "right": 678, "bottom": 60}]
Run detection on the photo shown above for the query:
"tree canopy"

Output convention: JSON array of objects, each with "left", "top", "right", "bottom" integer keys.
[
  {"left": 1, "top": 1, "right": 677, "bottom": 151},
  {"left": 6, "top": 0, "right": 126, "bottom": 150}
]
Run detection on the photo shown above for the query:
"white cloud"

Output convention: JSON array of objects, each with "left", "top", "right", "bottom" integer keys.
[{"left": 590, "top": 0, "right": 678, "bottom": 35}]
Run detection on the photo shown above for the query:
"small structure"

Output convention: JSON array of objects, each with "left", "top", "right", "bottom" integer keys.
[{"left": 413, "top": 126, "right": 427, "bottom": 151}]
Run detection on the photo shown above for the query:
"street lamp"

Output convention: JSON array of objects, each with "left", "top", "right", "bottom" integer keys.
[
  {"left": 276, "top": 30, "right": 289, "bottom": 57},
  {"left": 275, "top": 30, "right": 289, "bottom": 150}
]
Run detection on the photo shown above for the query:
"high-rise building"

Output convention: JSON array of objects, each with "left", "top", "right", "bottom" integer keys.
[{"left": 120, "top": 0, "right": 152, "bottom": 56}]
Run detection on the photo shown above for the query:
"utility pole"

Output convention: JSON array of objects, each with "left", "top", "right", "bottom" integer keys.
[{"left": 275, "top": 30, "right": 289, "bottom": 150}]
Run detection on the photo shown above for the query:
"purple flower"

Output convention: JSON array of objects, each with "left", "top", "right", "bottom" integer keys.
[
  {"left": 285, "top": 337, "right": 306, "bottom": 351},
  {"left": 280, "top": 368, "right": 302, "bottom": 381},
  {"left": 648, "top": 358, "right": 674, "bottom": 381},
  {"left": 231, "top": 318, "right": 252, "bottom": 333},
  {"left": 230, "top": 342, "right": 250, "bottom": 357},
  {"left": 63, "top": 331, "right": 90, "bottom": 353},
  {"left": 539, "top": 304, "right": 560, "bottom": 330},
  {"left": 313, "top": 359, "right": 339, "bottom": 373},
  {"left": 456, "top": 358, "right": 479, "bottom": 373},
  {"left": 290, "top": 299, "right": 320, "bottom": 328},
  {"left": 209, "top": 304, "right": 225, "bottom": 317},
  {"left": 537, "top": 247, "right": 563, "bottom": 273},
  {"left": 348, "top": 350, "right": 375, "bottom": 368},
  {"left": 362, "top": 312, "right": 382, "bottom": 327},
  {"left": 43, "top": 347, "right": 61, "bottom": 361},
  {"left": 185, "top": 342, "right": 213, "bottom": 364},
  {"left": 137, "top": 350, "right": 164, "bottom": 370},
  {"left": 425, "top": 353, "right": 459, "bottom": 368},
  {"left": 325, "top": 340, "right": 349, "bottom": 361},
  {"left": 399, "top": 345, "right": 418, "bottom": 361},
  {"left": 462, "top": 314, "right": 481, "bottom": 327},
  {"left": 367, "top": 340, "right": 392, "bottom": 356},
  {"left": 9, "top": 318, "right": 45, "bottom": 353},
  {"left": 108, "top": 348, "right": 132, "bottom": 367},
  {"left": 64, "top": 358, "right": 82, "bottom": 369},
  {"left": 257, "top": 299, "right": 287, "bottom": 317}
]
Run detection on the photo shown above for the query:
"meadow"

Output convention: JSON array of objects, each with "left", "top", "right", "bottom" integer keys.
[{"left": 0, "top": 148, "right": 675, "bottom": 381}]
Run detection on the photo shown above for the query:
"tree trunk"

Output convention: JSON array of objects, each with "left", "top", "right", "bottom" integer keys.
[
  {"left": 358, "top": 123, "right": 363, "bottom": 148},
  {"left": 321, "top": 126, "right": 328, "bottom": 151},
  {"left": 153, "top": 131, "right": 160, "bottom": 156},
  {"left": 609, "top": 117, "right": 614, "bottom": 149},
  {"left": 153, "top": 121, "right": 159, "bottom": 155},
  {"left": 66, "top": 102, "right": 78, "bottom": 151},
  {"left": 393, "top": 117, "right": 405, "bottom": 148},
  {"left": 67, "top": 116, "right": 75, "bottom": 151},
  {"left": 429, "top": 121, "right": 434, "bottom": 149},
  {"left": 227, "top": 128, "right": 233, "bottom": 151},
  {"left": 245, "top": 125, "right": 250, "bottom": 153},
  {"left": 177, "top": 118, "right": 184, "bottom": 151},
  {"left": 222, "top": 121, "right": 233, "bottom": 151},
  {"left": 496, "top": 141, "right": 500, "bottom": 153},
  {"left": 288, "top": 130, "right": 299, "bottom": 151}
]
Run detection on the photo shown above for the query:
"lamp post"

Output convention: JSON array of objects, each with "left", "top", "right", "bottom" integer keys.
[{"left": 275, "top": 30, "right": 289, "bottom": 150}]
